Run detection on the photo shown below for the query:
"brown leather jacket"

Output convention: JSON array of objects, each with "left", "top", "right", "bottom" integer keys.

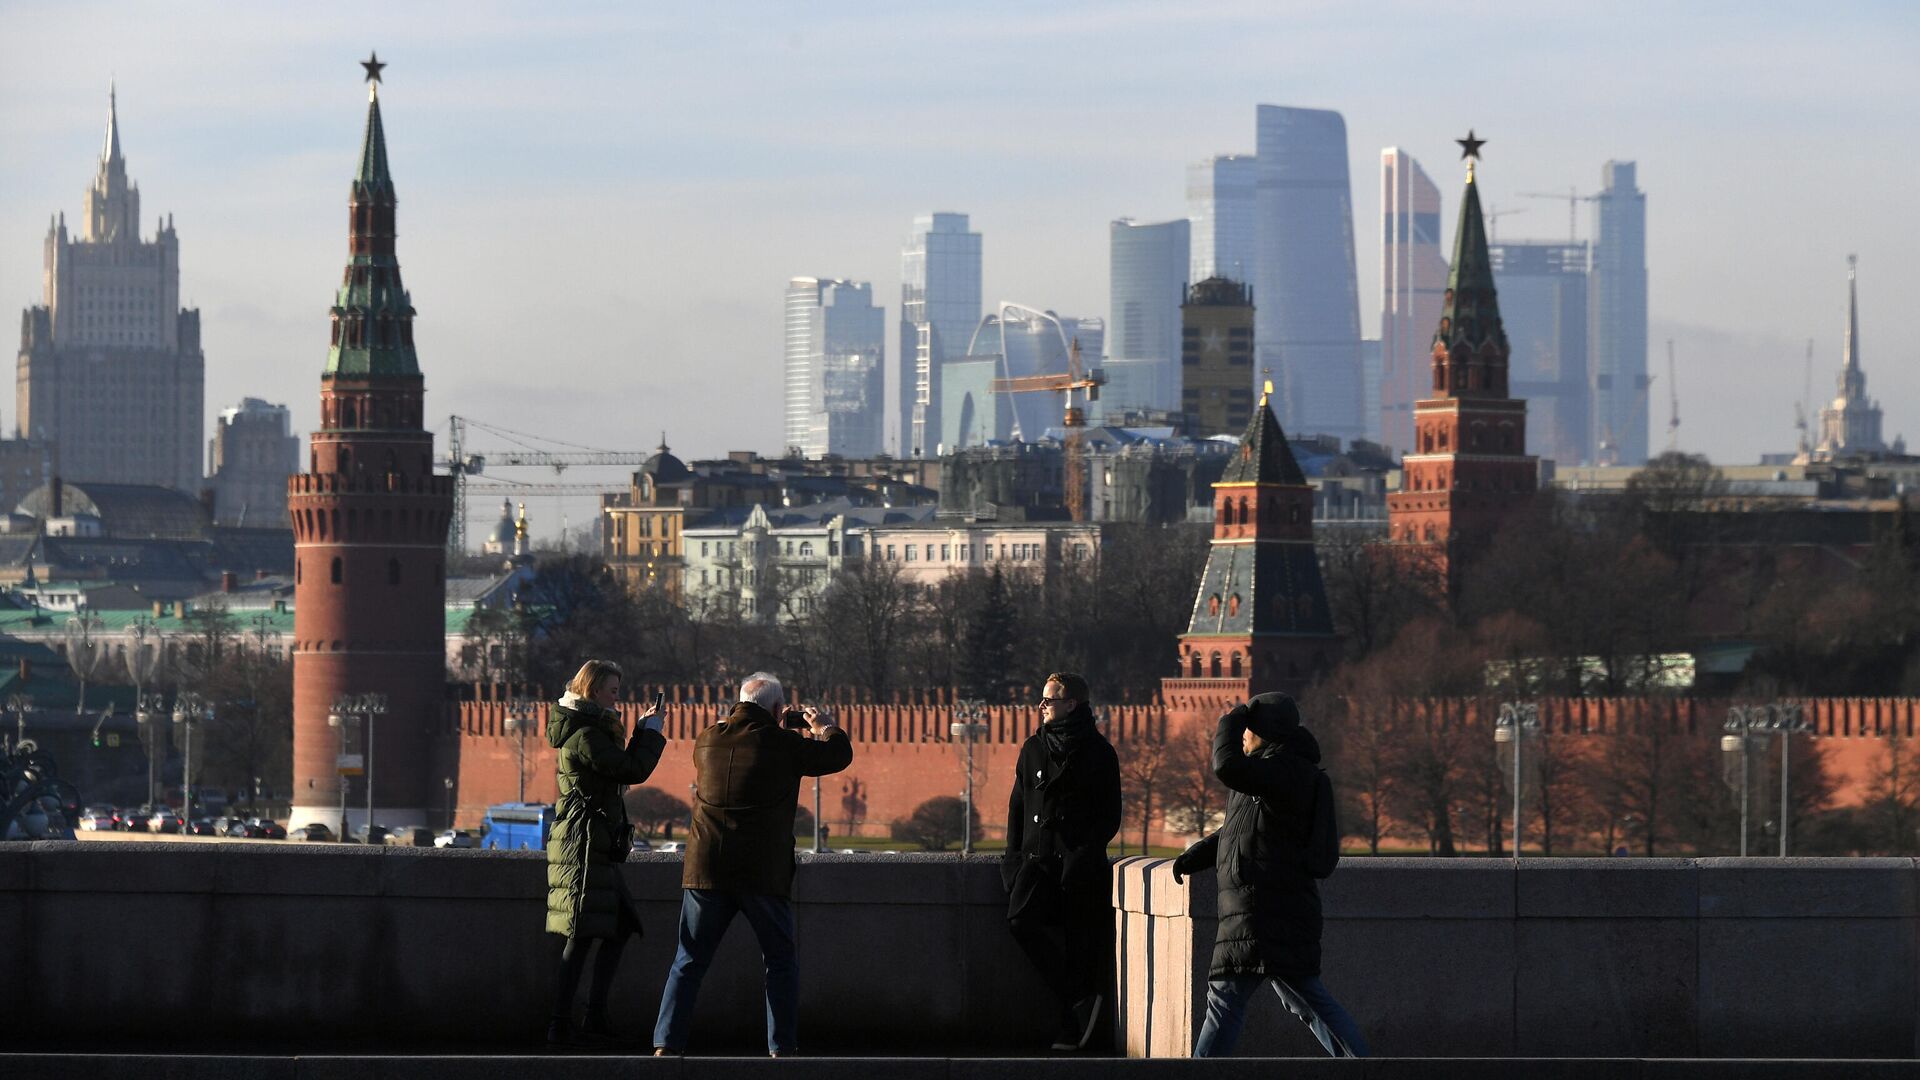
[{"left": 683, "top": 701, "right": 853, "bottom": 896}]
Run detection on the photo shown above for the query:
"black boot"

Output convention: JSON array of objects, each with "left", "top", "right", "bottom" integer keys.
[
  {"left": 545, "top": 1016, "right": 572, "bottom": 1047},
  {"left": 580, "top": 1008, "right": 615, "bottom": 1042}
]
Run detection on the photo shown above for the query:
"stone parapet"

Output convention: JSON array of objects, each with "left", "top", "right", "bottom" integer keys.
[{"left": 1112, "top": 856, "right": 1920, "bottom": 1059}]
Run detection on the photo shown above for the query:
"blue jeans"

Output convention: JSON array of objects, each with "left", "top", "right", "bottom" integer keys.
[
  {"left": 1193, "top": 974, "right": 1368, "bottom": 1058},
  {"left": 651, "top": 889, "right": 800, "bottom": 1054}
]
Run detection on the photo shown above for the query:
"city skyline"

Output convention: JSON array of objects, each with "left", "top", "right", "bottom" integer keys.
[{"left": 2, "top": 3, "right": 1914, "bottom": 539}]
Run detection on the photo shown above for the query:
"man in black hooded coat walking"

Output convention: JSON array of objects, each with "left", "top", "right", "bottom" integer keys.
[
  {"left": 1001, "top": 672, "right": 1122, "bottom": 1052},
  {"left": 1172, "top": 691, "right": 1368, "bottom": 1058}
]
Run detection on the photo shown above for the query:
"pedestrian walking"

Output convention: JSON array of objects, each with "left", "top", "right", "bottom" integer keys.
[
  {"left": 1174, "top": 691, "right": 1368, "bottom": 1058},
  {"left": 1001, "top": 672, "right": 1121, "bottom": 1052},
  {"left": 652, "top": 671, "right": 853, "bottom": 1057},
  {"left": 544, "top": 659, "right": 666, "bottom": 1045}
]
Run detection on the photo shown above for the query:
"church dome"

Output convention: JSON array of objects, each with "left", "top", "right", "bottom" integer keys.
[
  {"left": 640, "top": 440, "right": 691, "bottom": 484},
  {"left": 481, "top": 499, "right": 515, "bottom": 555}
]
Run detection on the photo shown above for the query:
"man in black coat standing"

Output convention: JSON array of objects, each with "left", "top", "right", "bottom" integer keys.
[
  {"left": 1001, "top": 672, "right": 1121, "bottom": 1052},
  {"left": 1172, "top": 691, "right": 1368, "bottom": 1058}
]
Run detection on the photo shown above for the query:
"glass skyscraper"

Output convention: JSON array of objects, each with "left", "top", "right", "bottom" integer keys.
[
  {"left": 1589, "top": 161, "right": 1648, "bottom": 465},
  {"left": 1255, "top": 106, "right": 1364, "bottom": 444},
  {"left": 1379, "top": 148, "right": 1448, "bottom": 456},
  {"left": 898, "top": 213, "right": 982, "bottom": 457},
  {"left": 1491, "top": 242, "right": 1590, "bottom": 467},
  {"left": 1188, "top": 154, "right": 1257, "bottom": 285},
  {"left": 785, "top": 277, "right": 885, "bottom": 459},
  {"left": 1107, "top": 217, "right": 1191, "bottom": 416}
]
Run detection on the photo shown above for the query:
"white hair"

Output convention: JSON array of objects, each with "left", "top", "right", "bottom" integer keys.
[{"left": 739, "top": 671, "right": 784, "bottom": 711}]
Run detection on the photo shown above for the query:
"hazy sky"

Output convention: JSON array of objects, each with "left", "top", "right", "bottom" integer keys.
[{"left": 3, "top": 2, "right": 1915, "bottom": 541}]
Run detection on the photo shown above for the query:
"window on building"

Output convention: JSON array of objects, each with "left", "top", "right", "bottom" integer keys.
[
  {"left": 799, "top": 542, "right": 813, "bottom": 557},
  {"left": 1230, "top": 652, "right": 1243, "bottom": 678},
  {"left": 387, "top": 559, "right": 400, "bottom": 585},
  {"left": 887, "top": 545, "right": 896, "bottom": 561},
  {"left": 1210, "top": 652, "right": 1222, "bottom": 678},
  {"left": 330, "top": 557, "right": 342, "bottom": 584},
  {"left": 905, "top": 545, "right": 917, "bottom": 561}
]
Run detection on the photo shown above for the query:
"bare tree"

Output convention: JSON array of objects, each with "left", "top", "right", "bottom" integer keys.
[
  {"left": 1117, "top": 719, "right": 1170, "bottom": 855},
  {"left": 1161, "top": 717, "right": 1227, "bottom": 840}
]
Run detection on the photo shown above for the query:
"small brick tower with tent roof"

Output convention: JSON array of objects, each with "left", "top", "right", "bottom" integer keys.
[{"left": 1160, "top": 386, "right": 1341, "bottom": 730}]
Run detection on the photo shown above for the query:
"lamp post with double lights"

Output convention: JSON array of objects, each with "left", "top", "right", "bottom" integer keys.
[
  {"left": 950, "top": 698, "right": 991, "bottom": 856},
  {"left": 6, "top": 693, "right": 33, "bottom": 758},
  {"left": 1723, "top": 702, "right": 1814, "bottom": 856},
  {"left": 62, "top": 608, "right": 104, "bottom": 715},
  {"left": 443, "top": 776, "right": 455, "bottom": 830},
  {"left": 172, "top": 691, "right": 210, "bottom": 818},
  {"left": 329, "top": 693, "right": 389, "bottom": 840},
  {"left": 126, "top": 618, "right": 162, "bottom": 807},
  {"left": 503, "top": 699, "right": 536, "bottom": 804},
  {"left": 1494, "top": 702, "right": 1541, "bottom": 859}
]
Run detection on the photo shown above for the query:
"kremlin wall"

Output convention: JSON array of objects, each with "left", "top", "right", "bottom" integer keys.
[{"left": 435, "top": 685, "right": 1920, "bottom": 848}]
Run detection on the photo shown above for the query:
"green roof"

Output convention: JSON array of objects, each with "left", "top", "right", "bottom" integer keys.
[
  {"left": 325, "top": 87, "right": 420, "bottom": 379},
  {"left": 1433, "top": 173, "right": 1507, "bottom": 359}
]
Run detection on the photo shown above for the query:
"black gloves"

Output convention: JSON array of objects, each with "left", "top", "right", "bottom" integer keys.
[{"left": 1171, "top": 848, "right": 1197, "bottom": 884}]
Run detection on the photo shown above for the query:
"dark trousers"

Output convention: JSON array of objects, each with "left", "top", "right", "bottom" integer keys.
[
  {"left": 651, "top": 889, "right": 800, "bottom": 1054},
  {"left": 1007, "top": 873, "right": 1110, "bottom": 1026},
  {"left": 550, "top": 871, "right": 642, "bottom": 1020}
]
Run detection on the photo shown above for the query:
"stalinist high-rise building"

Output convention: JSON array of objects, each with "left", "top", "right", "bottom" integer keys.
[{"left": 16, "top": 87, "right": 205, "bottom": 493}]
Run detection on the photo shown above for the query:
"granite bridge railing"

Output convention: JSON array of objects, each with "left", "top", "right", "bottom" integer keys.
[{"left": 3, "top": 844, "right": 1914, "bottom": 1059}]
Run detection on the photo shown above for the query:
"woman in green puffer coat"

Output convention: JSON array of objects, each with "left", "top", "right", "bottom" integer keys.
[{"left": 543, "top": 659, "right": 666, "bottom": 1045}]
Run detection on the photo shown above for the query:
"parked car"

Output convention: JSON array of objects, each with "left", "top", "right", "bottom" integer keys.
[
  {"left": 246, "top": 818, "right": 287, "bottom": 840},
  {"left": 295, "top": 823, "right": 336, "bottom": 842},
  {"left": 654, "top": 841, "right": 684, "bottom": 854},
  {"left": 78, "top": 806, "right": 119, "bottom": 831},
  {"left": 433, "top": 829, "right": 477, "bottom": 849},
  {"left": 351, "top": 824, "right": 390, "bottom": 846},
  {"left": 184, "top": 818, "right": 219, "bottom": 837},
  {"left": 147, "top": 809, "right": 184, "bottom": 834},
  {"left": 212, "top": 816, "right": 250, "bottom": 837}
]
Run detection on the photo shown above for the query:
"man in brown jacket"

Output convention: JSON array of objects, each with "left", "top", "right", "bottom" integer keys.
[{"left": 651, "top": 671, "right": 852, "bottom": 1056}]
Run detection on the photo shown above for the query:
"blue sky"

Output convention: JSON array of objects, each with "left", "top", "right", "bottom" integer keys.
[{"left": 2, "top": 2, "right": 1915, "bottom": 540}]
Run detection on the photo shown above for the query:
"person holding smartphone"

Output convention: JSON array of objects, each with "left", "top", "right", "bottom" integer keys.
[
  {"left": 544, "top": 659, "right": 665, "bottom": 1045},
  {"left": 652, "top": 670, "right": 852, "bottom": 1057}
]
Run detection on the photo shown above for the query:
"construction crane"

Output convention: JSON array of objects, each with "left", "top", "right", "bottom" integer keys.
[
  {"left": 443, "top": 415, "right": 656, "bottom": 553},
  {"left": 1517, "top": 188, "right": 1600, "bottom": 244},
  {"left": 1794, "top": 338, "right": 1814, "bottom": 457},
  {"left": 990, "top": 338, "right": 1105, "bottom": 521},
  {"left": 1595, "top": 373, "right": 1656, "bottom": 467},
  {"left": 1484, "top": 204, "right": 1527, "bottom": 243},
  {"left": 1665, "top": 339, "right": 1680, "bottom": 452}
]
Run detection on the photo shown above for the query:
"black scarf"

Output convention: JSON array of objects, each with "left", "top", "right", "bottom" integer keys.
[{"left": 1041, "top": 703, "right": 1098, "bottom": 765}]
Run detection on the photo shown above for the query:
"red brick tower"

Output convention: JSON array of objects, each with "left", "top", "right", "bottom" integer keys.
[
  {"left": 1161, "top": 389, "right": 1341, "bottom": 728},
  {"left": 1386, "top": 133, "right": 1537, "bottom": 581},
  {"left": 288, "top": 59, "right": 454, "bottom": 831}
]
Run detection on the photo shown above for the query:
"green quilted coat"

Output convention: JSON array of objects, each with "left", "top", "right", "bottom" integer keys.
[{"left": 543, "top": 694, "right": 666, "bottom": 939}]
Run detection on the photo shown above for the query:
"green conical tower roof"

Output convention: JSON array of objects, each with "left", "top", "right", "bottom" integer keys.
[
  {"left": 1433, "top": 161, "right": 1508, "bottom": 361},
  {"left": 326, "top": 82, "right": 418, "bottom": 378},
  {"left": 354, "top": 85, "right": 392, "bottom": 194}
]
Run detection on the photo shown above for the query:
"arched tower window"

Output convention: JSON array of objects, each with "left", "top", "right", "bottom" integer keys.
[
  {"left": 1230, "top": 652, "right": 1243, "bottom": 678},
  {"left": 341, "top": 400, "right": 357, "bottom": 428},
  {"left": 1228, "top": 594, "right": 1241, "bottom": 617},
  {"left": 1189, "top": 652, "right": 1202, "bottom": 678},
  {"left": 1209, "top": 652, "right": 1222, "bottom": 678},
  {"left": 330, "top": 557, "right": 342, "bottom": 584}
]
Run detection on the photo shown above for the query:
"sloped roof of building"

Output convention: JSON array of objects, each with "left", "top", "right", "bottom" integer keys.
[{"left": 16, "top": 482, "right": 209, "bottom": 540}]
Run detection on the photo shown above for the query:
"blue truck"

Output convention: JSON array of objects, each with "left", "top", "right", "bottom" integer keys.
[{"left": 481, "top": 802, "right": 554, "bottom": 851}]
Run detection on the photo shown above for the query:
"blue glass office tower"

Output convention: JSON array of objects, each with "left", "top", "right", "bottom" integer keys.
[
  {"left": 1107, "top": 217, "right": 1191, "bottom": 416},
  {"left": 1254, "top": 106, "right": 1363, "bottom": 444},
  {"left": 898, "top": 213, "right": 982, "bottom": 457},
  {"left": 785, "top": 278, "right": 885, "bottom": 459},
  {"left": 1589, "top": 161, "right": 1647, "bottom": 465},
  {"left": 1188, "top": 154, "right": 1257, "bottom": 285}
]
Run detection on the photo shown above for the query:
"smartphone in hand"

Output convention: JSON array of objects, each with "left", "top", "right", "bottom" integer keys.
[{"left": 652, "top": 691, "right": 666, "bottom": 713}]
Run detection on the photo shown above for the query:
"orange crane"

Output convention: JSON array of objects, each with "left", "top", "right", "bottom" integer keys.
[{"left": 990, "top": 338, "right": 1104, "bottom": 521}]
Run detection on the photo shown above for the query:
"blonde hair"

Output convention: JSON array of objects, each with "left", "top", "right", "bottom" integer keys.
[{"left": 566, "top": 659, "right": 624, "bottom": 699}]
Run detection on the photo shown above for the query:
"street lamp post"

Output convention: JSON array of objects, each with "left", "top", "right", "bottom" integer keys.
[
  {"left": 1494, "top": 702, "right": 1541, "bottom": 859},
  {"left": 950, "top": 699, "right": 990, "bottom": 856},
  {"left": 1723, "top": 703, "right": 1814, "bottom": 857},
  {"left": 328, "top": 692, "right": 389, "bottom": 840},
  {"left": 126, "top": 618, "right": 161, "bottom": 808},
  {"left": 504, "top": 700, "right": 534, "bottom": 804},
  {"left": 63, "top": 608, "right": 104, "bottom": 715},
  {"left": 172, "top": 691, "right": 209, "bottom": 819},
  {"left": 443, "top": 776, "right": 455, "bottom": 830}
]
